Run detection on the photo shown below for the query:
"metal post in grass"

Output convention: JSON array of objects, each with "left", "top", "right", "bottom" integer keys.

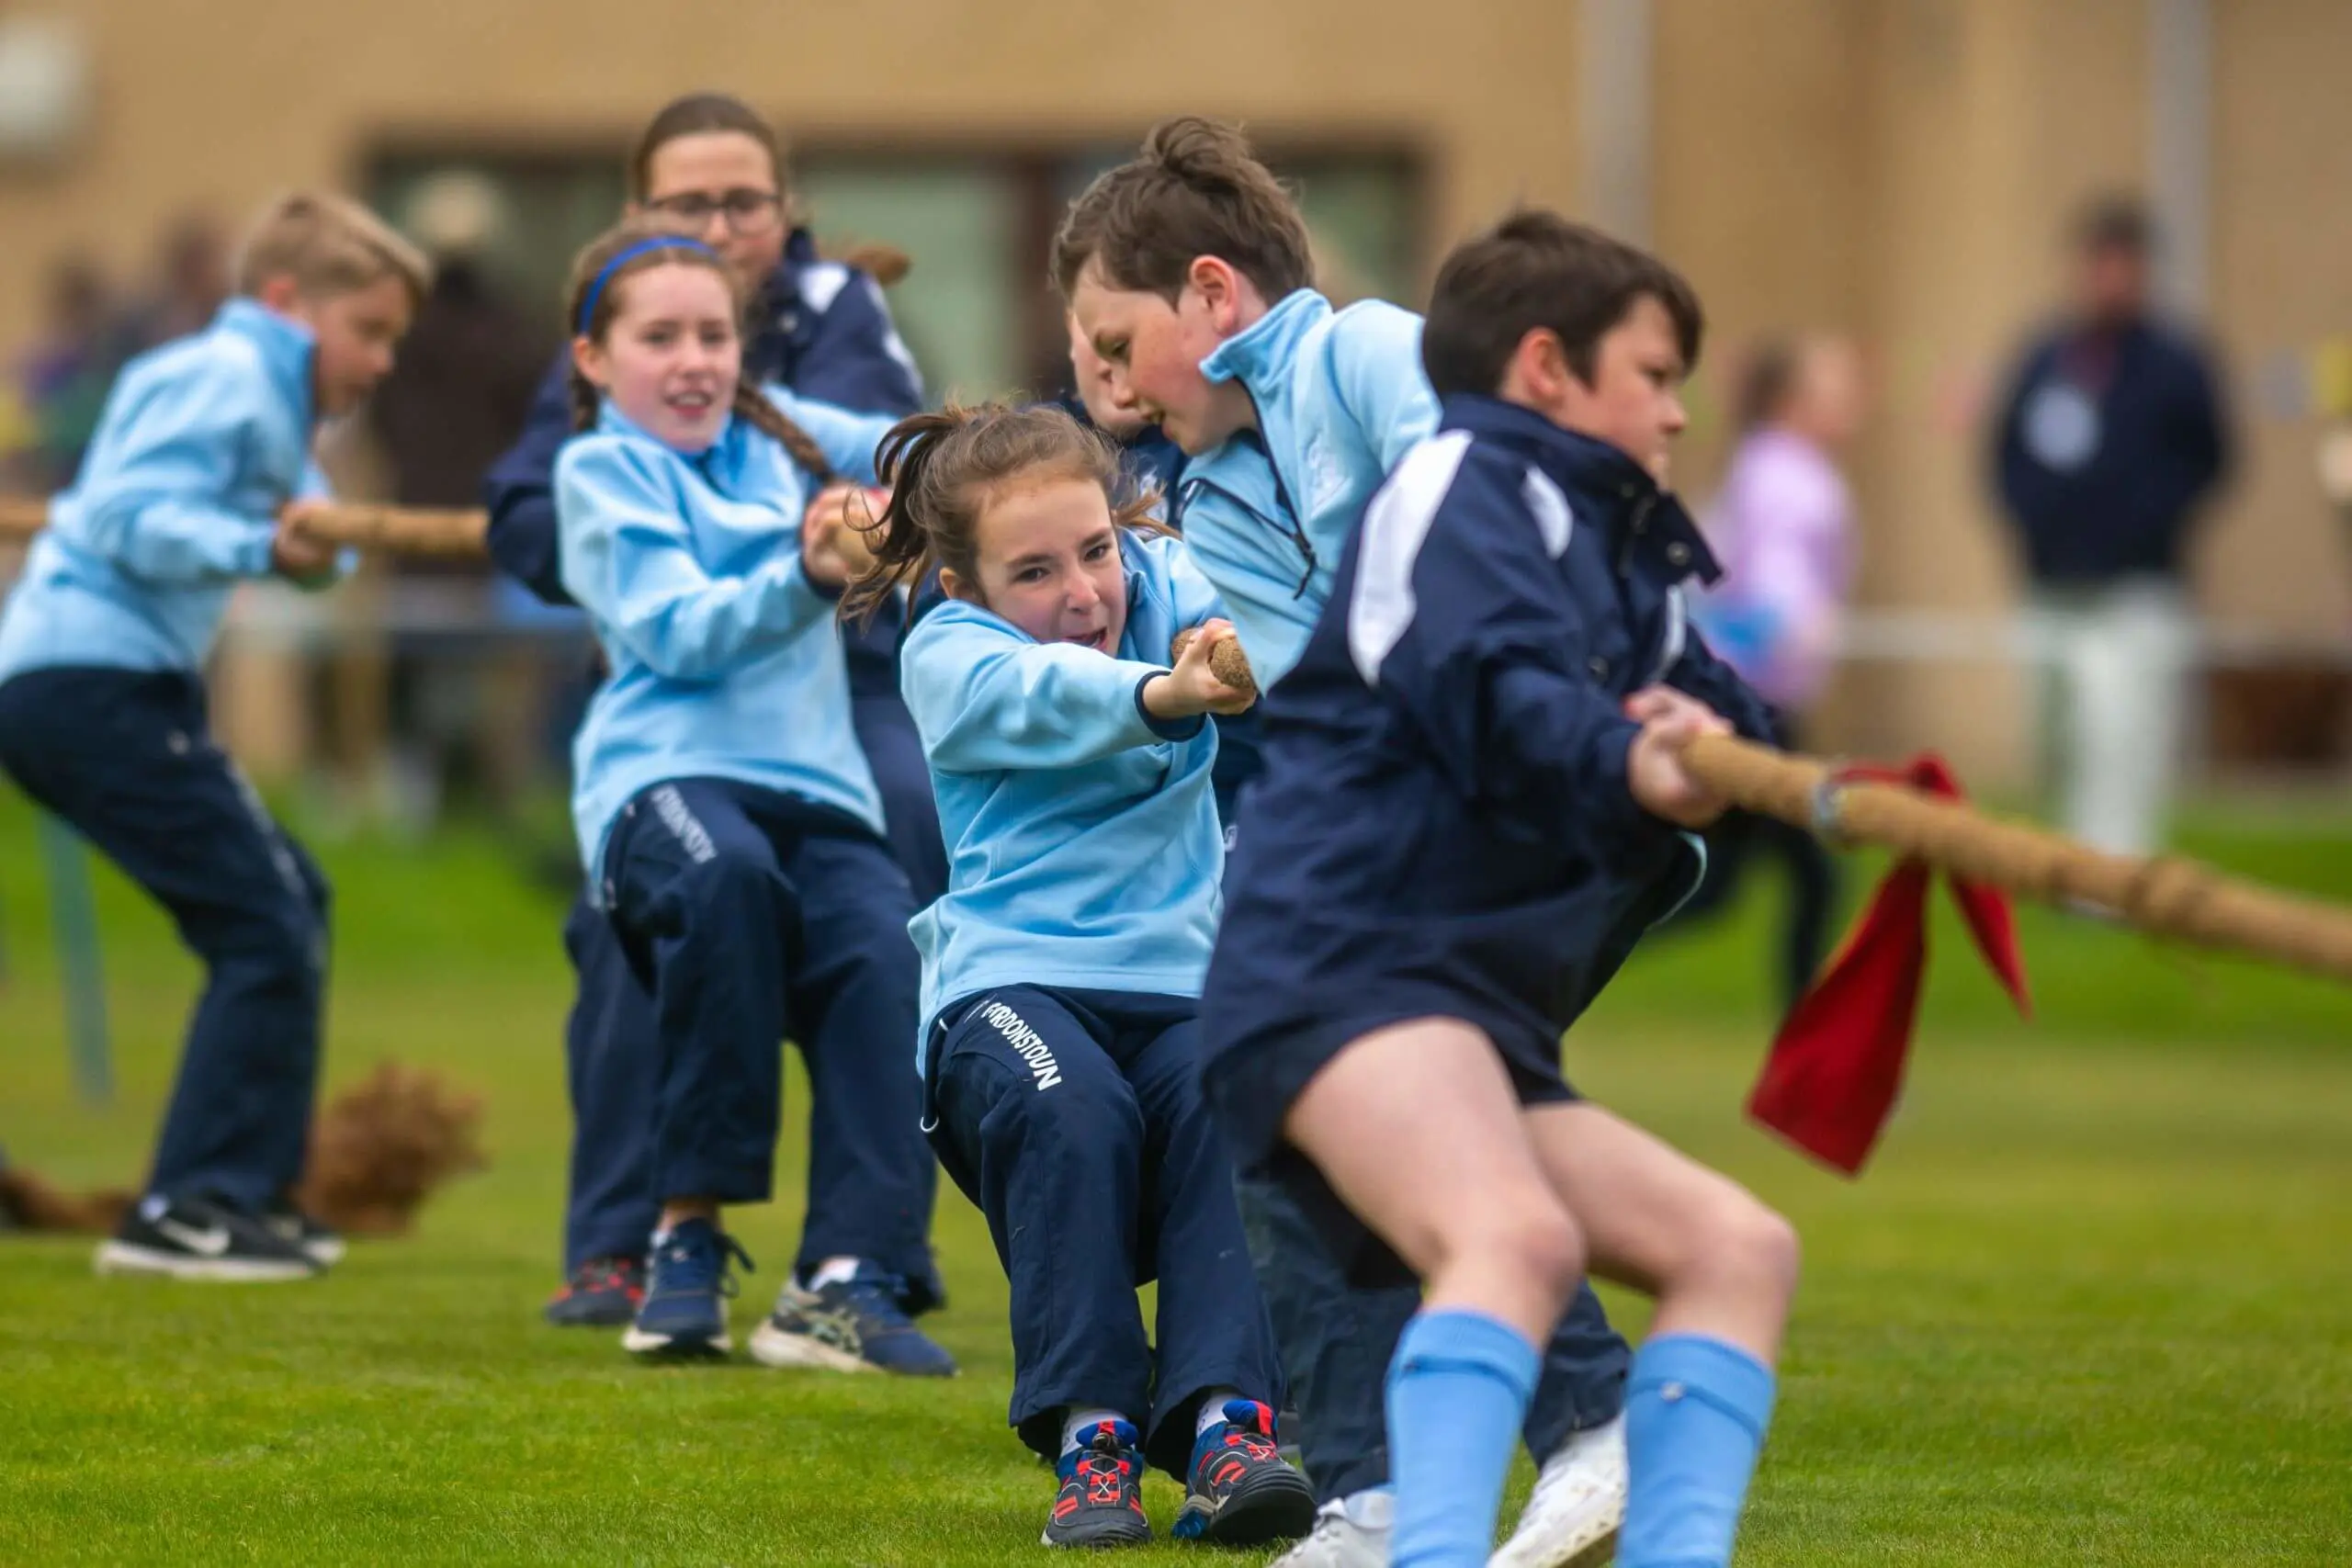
[{"left": 36, "top": 812, "right": 111, "bottom": 1106}]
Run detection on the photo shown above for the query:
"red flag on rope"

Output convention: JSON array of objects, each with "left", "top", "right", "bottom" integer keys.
[{"left": 1745, "top": 753, "right": 2032, "bottom": 1175}]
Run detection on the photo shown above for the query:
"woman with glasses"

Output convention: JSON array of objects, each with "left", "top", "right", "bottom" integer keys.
[{"left": 482, "top": 93, "right": 955, "bottom": 1370}]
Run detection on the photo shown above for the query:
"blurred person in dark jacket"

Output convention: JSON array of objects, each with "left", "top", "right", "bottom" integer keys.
[
  {"left": 119, "top": 212, "right": 232, "bottom": 355},
  {"left": 361, "top": 174, "right": 555, "bottom": 826},
  {"left": 370, "top": 173, "right": 547, "bottom": 522},
  {"left": 6, "top": 255, "right": 119, "bottom": 494},
  {"left": 1990, "top": 195, "right": 2230, "bottom": 856}
]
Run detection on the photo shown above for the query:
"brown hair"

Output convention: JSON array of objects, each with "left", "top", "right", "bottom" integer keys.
[
  {"left": 2075, "top": 192, "right": 2154, "bottom": 257},
  {"left": 628, "top": 92, "right": 785, "bottom": 203},
  {"left": 842, "top": 402, "right": 1163, "bottom": 626},
  {"left": 1051, "top": 116, "right": 1315, "bottom": 304},
  {"left": 236, "top": 192, "right": 433, "bottom": 309},
  {"left": 1734, "top": 338, "right": 1800, "bottom": 434},
  {"left": 1421, "top": 209, "right": 1704, "bottom": 400},
  {"left": 561, "top": 220, "right": 830, "bottom": 477}
]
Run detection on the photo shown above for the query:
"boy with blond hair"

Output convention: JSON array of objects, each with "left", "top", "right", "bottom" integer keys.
[{"left": 0, "top": 192, "right": 427, "bottom": 1281}]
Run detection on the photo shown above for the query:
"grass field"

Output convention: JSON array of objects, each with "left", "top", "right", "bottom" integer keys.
[{"left": 1, "top": 792, "right": 2349, "bottom": 1565}]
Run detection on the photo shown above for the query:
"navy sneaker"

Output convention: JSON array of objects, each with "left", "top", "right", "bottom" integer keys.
[
  {"left": 96, "top": 1193, "right": 320, "bottom": 1282},
  {"left": 749, "top": 1261, "right": 958, "bottom": 1376},
  {"left": 1045, "top": 1418, "right": 1152, "bottom": 1549},
  {"left": 262, "top": 1202, "right": 345, "bottom": 1269},
  {"left": 622, "top": 1220, "right": 748, "bottom": 1359},
  {"left": 1172, "top": 1399, "right": 1317, "bottom": 1545},
  {"left": 545, "top": 1255, "right": 645, "bottom": 1327}
]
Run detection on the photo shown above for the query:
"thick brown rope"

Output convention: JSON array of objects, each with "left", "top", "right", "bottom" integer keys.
[
  {"left": 0, "top": 497, "right": 487, "bottom": 557},
  {"left": 1683, "top": 733, "right": 2352, "bottom": 984}
]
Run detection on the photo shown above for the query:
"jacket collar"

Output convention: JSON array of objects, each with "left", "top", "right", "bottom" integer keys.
[
  {"left": 594, "top": 397, "right": 745, "bottom": 483},
  {"left": 1198, "top": 288, "right": 1331, "bottom": 403},
  {"left": 1439, "top": 393, "right": 1722, "bottom": 586},
  {"left": 214, "top": 299, "right": 316, "bottom": 430}
]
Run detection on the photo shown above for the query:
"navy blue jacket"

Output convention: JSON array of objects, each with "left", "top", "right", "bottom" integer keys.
[
  {"left": 1213, "top": 396, "right": 1773, "bottom": 1055},
  {"left": 1992, "top": 316, "right": 2229, "bottom": 585},
  {"left": 481, "top": 228, "right": 923, "bottom": 607}
]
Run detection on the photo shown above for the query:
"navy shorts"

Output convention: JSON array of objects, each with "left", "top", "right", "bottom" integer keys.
[
  {"left": 1197, "top": 847, "right": 1701, "bottom": 1175},
  {"left": 1198, "top": 979, "right": 1580, "bottom": 1179}
]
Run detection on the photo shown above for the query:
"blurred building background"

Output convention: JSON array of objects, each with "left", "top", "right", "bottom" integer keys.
[{"left": 1, "top": 0, "right": 2349, "bottom": 808}]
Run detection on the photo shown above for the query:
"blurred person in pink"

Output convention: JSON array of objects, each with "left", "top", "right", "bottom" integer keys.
[{"left": 1677, "top": 334, "right": 1862, "bottom": 1014}]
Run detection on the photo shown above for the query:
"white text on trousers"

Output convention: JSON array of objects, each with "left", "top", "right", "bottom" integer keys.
[{"left": 981, "top": 1002, "right": 1061, "bottom": 1090}]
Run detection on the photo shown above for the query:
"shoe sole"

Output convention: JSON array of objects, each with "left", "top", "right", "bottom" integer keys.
[
  {"left": 1176, "top": 1466, "right": 1319, "bottom": 1547},
  {"left": 622, "top": 1325, "right": 732, "bottom": 1359},
  {"left": 94, "top": 1242, "right": 317, "bottom": 1282},
  {"left": 302, "top": 1240, "right": 347, "bottom": 1268},
  {"left": 546, "top": 1302, "right": 640, "bottom": 1329},
  {"left": 1040, "top": 1519, "right": 1154, "bottom": 1550},
  {"left": 747, "top": 1320, "right": 876, "bottom": 1374},
  {"left": 1493, "top": 1515, "right": 1622, "bottom": 1568}
]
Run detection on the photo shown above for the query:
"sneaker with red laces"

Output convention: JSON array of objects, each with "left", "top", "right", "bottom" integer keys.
[
  {"left": 543, "top": 1255, "right": 644, "bottom": 1327},
  {"left": 1044, "top": 1418, "right": 1152, "bottom": 1549},
  {"left": 1172, "top": 1399, "right": 1317, "bottom": 1546}
]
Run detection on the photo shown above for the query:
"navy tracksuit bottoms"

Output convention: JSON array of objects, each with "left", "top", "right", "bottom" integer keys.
[
  {"left": 0, "top": 667, "right": 329, "bottom": 1212},
  {"left": 928, "top": 984, "right": 1284, "bottom": 1480}
]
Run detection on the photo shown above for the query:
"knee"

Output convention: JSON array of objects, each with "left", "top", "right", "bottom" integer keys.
[
  {"left": 1690, "top": 1191, "right": 1801, "bottom": 1304},
  {"left": 975, "top": 1066, "right": 1141, "bottom": 1172},
  {"left": 1445, "top": 1191, "right": 1585, "bottom": 1304},
  {"left": 673, "top": 847, "right": 788, "bottom": 931},
  {"left": 202, "top": 895, "right": 324, "bottom": 987}
]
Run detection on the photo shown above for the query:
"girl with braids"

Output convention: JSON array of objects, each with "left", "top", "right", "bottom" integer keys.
[
  {"left": 553, "top": 222, "right": 954, "bottom": 1373},
  {"left": 484, "top": 91, "right": 940, "bottom": 1337},
  {"left": 851, "top": 403, "right": 1310, "bottom": 1551}
]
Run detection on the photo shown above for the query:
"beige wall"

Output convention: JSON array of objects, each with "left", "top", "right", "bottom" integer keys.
[
  {"left": 2209, "top": 0, "right": 2352, "bottom": 632},
  {"left": 0, "top": 0, "right": 1584, "bottom": 354},
  {"left": 3, "top": 0, "right": 2346, "bottom": 782}
]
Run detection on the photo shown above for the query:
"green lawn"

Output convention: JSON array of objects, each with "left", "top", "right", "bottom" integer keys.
[{"left": 1, "top": 794, "right": 2348, "bottom": 1564}]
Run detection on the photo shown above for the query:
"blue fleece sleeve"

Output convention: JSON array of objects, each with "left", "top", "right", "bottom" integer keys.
[
  {"left": 481, "top": 353, "right": 579, "bottom": 605},
  {"left": 1328, "top": 302, "right": 1441, "bottom": 472},
  {"left": 1160, "top": 535, "right": 1231, "bottom": 633},
  {"left": 62, "top": 353, "right": 280, "bottom": 584},
  {"left": 765, "top": 387, "right": 900, "bottom": 486},
  {"left": 792, "top": 268, "right": 925, "bottom": 415},
  {"left": 1168, "top": 472, "right": 1317, "bottom": 688},
  {"left": 288, "top": 458, "right": 359, "bottom": 590},
  {"left": 556, "top": 436, "right": 835, "bottom": 682},
  {"left": 1349, "top": 435, "right": 1656, "bottom": 845},
  {"left": 902, "top": 606, "right": 1175, "bottom": 773}
]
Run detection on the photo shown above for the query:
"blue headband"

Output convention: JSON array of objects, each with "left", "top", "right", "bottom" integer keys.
[{"left": 577, "top": 236, "right": 720, "bottom": 334}]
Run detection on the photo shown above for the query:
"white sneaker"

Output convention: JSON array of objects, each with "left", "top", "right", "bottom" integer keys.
[
  {"left": 1491, "top": 1414, "right": 1626, "bottom": 1568},
  {"left": 1270, "top": 1492, "right": 1392, "bottom": 1568}
]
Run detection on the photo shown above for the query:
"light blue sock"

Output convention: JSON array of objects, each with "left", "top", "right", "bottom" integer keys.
[
  {"left": 1620, "top": 1334, "right": 1779, "bottom": 1568},
  {"left": 1385, "top": 1309, "right": 1541, "bottom": 1568}
]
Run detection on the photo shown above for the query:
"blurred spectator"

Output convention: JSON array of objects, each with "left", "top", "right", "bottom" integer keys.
[
  {"left": 366, "top": 172, "right": 560, "bottom": 828},
  {"left": 118, "top": 211, "right": 231, "bottom": 354},
  {"left": 1990, "top": 195, "right": 2230, "bottom": 856},
  {"left": 1678, "top": 335, "right": 1862, "bottom": 1014},
  {"left": 5, "top": 254, "right": 120, "bottom": 493},
  {"left": 369, "top": 172, "right": 547, "bottom": 523}
]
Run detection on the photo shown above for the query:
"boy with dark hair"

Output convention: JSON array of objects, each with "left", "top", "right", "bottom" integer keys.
[
  {"left": 1059, "top": 128, "right": 1635, "bottom": 1568},
  {"left": 1199, "top": 209, "right": 1801, "bottom": 1568}
]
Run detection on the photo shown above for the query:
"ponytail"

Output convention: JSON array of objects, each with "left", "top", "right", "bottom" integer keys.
[{"left": 842, "top": 403, "right": 1165, "bottom": 628}]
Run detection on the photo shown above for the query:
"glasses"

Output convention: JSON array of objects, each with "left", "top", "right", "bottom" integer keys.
[{"left": 643, "top": 188, "right": 784, "bottom": 237}]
